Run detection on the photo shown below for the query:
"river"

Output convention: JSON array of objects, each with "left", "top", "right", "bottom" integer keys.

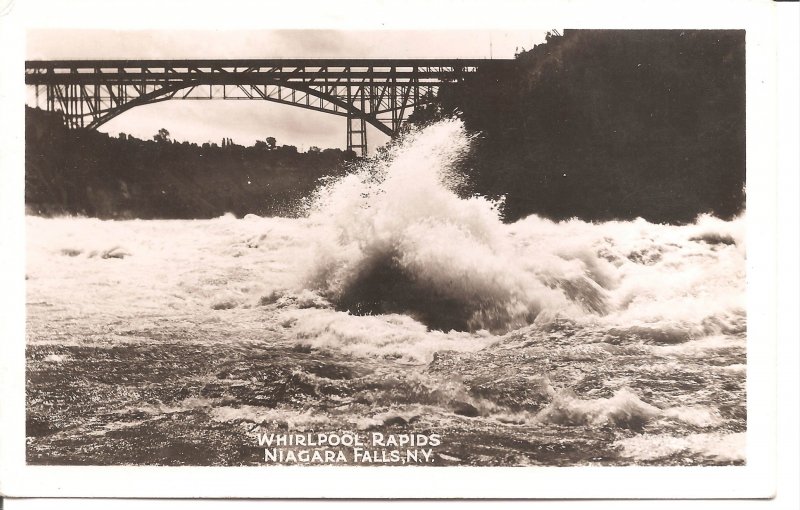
[{"left": 26, "top": 120, "right": 746, "bottom": 466}]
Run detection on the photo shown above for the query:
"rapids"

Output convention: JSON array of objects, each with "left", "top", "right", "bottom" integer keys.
[{"left": 25, "top": 119, "right": 746, "bottom": 466}]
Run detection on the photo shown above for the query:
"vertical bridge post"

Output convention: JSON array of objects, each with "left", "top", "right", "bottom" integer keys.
[
  {"left": 347, "top": 113, "right": 368, "bottom": 157},
  {"left": 345, "top": 68, "right": 368, "bottom": 156}
]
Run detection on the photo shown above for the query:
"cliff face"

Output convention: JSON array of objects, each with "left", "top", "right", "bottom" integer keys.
[
  {"left": 410, "top": 30, "right": 746, "bottom": 224},
  {"left": 25, "top": 107, "right": 352, "bottom": 219}
]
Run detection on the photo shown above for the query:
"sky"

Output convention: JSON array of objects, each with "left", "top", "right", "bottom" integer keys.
[{"left": 26, "top": 30, "right": 548, "bottom": 151}]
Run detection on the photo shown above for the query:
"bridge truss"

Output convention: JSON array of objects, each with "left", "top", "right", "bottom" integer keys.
[{"left": 25, "top": 59, "right": 511, "bottom": 155}]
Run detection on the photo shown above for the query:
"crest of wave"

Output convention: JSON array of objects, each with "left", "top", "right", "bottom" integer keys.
[{"left": 303, "top": 119, "right": 582, "bottom": 333}]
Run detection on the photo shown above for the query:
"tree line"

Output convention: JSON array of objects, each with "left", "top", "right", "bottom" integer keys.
[{"left": 25, "top": 107, "right": 355, "bottom": 219}]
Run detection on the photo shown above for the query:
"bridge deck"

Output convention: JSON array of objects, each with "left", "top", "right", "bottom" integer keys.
[
  {"left": 26, "top": 59, "right": 514, "bottom": 85},
  {"left": 26, "top": 58, "right": 513, "bottom": 68}
]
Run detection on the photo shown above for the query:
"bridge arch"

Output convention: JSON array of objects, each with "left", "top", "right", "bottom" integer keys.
[{"left": 82, "top": 79, "right": 395, "bottom": 140}]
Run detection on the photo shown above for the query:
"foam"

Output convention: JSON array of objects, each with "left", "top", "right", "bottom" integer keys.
[
  {"left": 535, "top": 388, "right": 661, "bottom": 429},
  {"left": 615, "top": 432, "right": 745, "bottom": 462},
  {"left": 287, "top": 308, "right": 493, "bottom": 363},
  {"left": 661, "top": 406, "right": 724, "bottom": 428},
  {"left": 210, "top": 406, "right": 331, "bottom": 430}
]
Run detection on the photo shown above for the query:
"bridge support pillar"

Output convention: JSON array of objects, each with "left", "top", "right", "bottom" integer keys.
[{"left": 347, "top": 114, "right": 367, "bottom": 157}]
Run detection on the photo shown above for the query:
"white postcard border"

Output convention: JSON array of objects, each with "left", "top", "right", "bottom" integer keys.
[{"left": 0, "top": 0, "right": 782, "bottom": 499}]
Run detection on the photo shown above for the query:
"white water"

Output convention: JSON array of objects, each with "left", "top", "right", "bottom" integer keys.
[
  {"left": 26, "top": 119, "right": 746, "bottom": 466},
  {"left": 299, "top": 119, "right": 745, "bottom": 348}
]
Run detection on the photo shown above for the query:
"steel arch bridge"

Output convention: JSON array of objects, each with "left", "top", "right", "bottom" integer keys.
[{"left": 25, "top": 58, "right": 513, "bottom": 156}]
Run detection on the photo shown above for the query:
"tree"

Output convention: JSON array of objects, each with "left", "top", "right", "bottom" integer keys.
[
  {"left": 266, "top": 137, "right": 277, "bottom": 150},
  {"left": 153, "top": 128, "right": 171, "bottom": 143},
  {"left": 308, "top": 146, "right": 321, "bottom": 153}
]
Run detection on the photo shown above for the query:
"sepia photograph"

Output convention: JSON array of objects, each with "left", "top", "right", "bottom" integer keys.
[
  {"left": 22, "top": 27, "right": 747, "bottom": 468},
  {"left": 0, "top": 0, "right": 792, "bottom": 501}
]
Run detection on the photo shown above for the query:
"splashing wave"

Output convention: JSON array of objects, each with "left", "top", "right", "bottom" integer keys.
[{"left": 302, "top": 119, "right": 744, "bottom": 337}]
